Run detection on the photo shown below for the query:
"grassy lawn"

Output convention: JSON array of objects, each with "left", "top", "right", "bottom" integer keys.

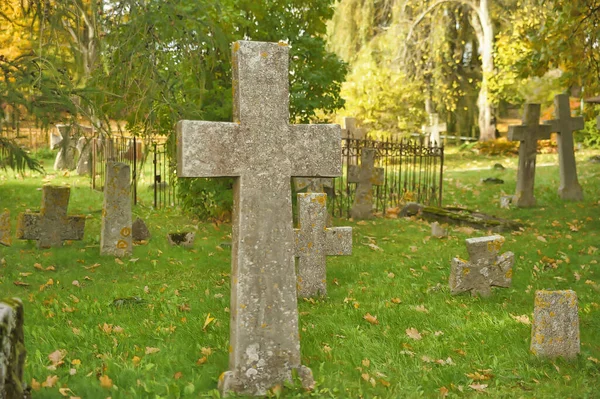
[{"left": 1, "top": 147, "right": 599, "bottom": 398}]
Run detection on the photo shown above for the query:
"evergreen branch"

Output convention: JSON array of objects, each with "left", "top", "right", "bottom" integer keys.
[{"left": 0, "top": 136, "right": 44, "bottom": 174}]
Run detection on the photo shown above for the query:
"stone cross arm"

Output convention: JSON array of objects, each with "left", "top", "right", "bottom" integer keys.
[
  {"left": 348, "top": 165, "right": 384, "bottom": 185},
  {"left": 508, "top": 124, "right": 552, "bottom": 142},
  {"left": 16, "top": 213, "right": 85, "bottom": 241},
  {"left": 295, "top": 226, "right": 352, "bottom": 256}
]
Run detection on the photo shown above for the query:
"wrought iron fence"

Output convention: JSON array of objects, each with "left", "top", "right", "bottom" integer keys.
[{"left": 329, "top": 137, "right": 444, "bottom": 218}]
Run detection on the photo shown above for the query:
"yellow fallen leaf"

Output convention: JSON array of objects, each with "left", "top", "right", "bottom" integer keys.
[
  {"left": 72, "top": 280, "right": 80, "bottom": 287},
  {"left": 197, "top": 356, "right": 208, "bottom": 365},
  {"left": 414, "top": 305, "right": 429, "bottom": 313},
  {"left": 30, "top": 378, "right": 41, "bottom": 391},
  {"left": 391, "top": 298, "right": 402, "bottom": 304},
  {"left": 71, "top": 359, "right": 81, "bottom": 366},
  {"left": 363, "top": 313, "right": 379, "bottom": 325},
  {"left": 132, "top": 356, "right": 141, "bottom": 365},
  {"left": 19, "top": 272, "right": 32, "bottom": 277},
  {"left": 511, "top": 314, "right": 531, "bottom": 325},
  {"left": 537, "top": 236, "right": 547, "bottom": 243},
  {"left": 440, "top": 386, "right": 449, "bottom": 397},
  {"left": 173, "top": 371, "right": 183, "bottom": 380},
  {"left": 145, "top": 347, "right": 160, "bottom": 355},
  {"left": 115, "top": 258, "right": 124, "bottom": 265},
  {"left": 41, "top": 375, "right": 58, "bottom": 388},
  {"left": 405, "top": 327, "right": 422, "bottom": 340},
  {"left": 362, "top": 358, "right": 370, "bottom": 368},
  {"left": 201, "top": 347, "right": 212, "bottom": 356},
  {"left": 99, "top": 374, "right": 113, "bottom": 389},
  {"left": 203, "top": 313, "right": 215, "bottom": 330},
  {"left": 58, "top": 387, "right": 75, "bottom": 396}
]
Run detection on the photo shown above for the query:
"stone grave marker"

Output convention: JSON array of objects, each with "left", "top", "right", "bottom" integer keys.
[
  {"left": 101, "top": 162, "right": 132, "bottom": 256},
  {"left": 16, "top": 186, "right": 85, "bottom": 248},
  {"left": 348, "top": 148, "right": 384, "bottom": 219},
  {"left": 544, "top": 94, "right": 584, "bottom": 201},
  {"left": 52, "top": 125, "right": 78, "bottom": 171},
  {"left": 76, "top": 137, "right": 92, "bottom": 176},
  {"left": 294, "top": 193, "right": 352, "bottom": 297},
  {"left": 176, "top": 40, "right": 341, "bottom": 396},
  {"left": 508, "top": 104, "right": 552, "bottom": 207},
  {"left": 0, "top": 209, "right": 11, "bottom": 247},
  {"left": 530, "top": 290, "right": 580, "bottom": 359},
  {"left": 422, "top": 113, "right": 447, "bottom": 146},
  {"left": 342, "top": 117, "right": 366, "bottom": 140},
  {"left": 0, "top": 298, "right": 26, "bottom": 399},
  {"left": 132, "top": 218, "right": 150, "bottom": 242},
  {"left": 450, "top": 235, "right": 514, "bottom": 297}
]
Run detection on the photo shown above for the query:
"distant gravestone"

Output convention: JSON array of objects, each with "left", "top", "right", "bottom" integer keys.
[
  {"left": 0, "top": 298, "right": 26, "bottom": 399},
  {"left": 294, "top": 193, "right": 352, "bottom": 297},
  {"left": 431, "top": 221, "right": 447, "bottom": 238},
  {"left": 349, "top": 148, "right": 384, "bottom": 219},
  {"left": 422, "top": 113, "right": 447, "bottom": 146},
  {"left": 100, "top": 162, "right": 132, "bottom": 257},
  {"left": 450, "top": 235, "right": 514, "bottom": 297},
  {"left": 52, "top": 125, "right": 78, "bottom": 171},
  {"left": 508, "top": 104, "right": 552, "bottom": 207},
  {"left": 544, "top": 94, "right": 584, "bottom": 201},
  {"left": 177, "top": 41, "right": 341, "bottom": 395},
  {"left": 16, "top": 186, "right": 85, "bottom": 248},
  {"left": 76, "top": 137, "right": 92, "bottom": 176},
  {"left": 0, "top": 209, "right": 11, "bottom": 247},
  {"left": 132, "top": 218, "right": 150, "bottom": 242},
  {"left": 342, "top": 117, "right": 366, "bottom": 140},
  {"left": 530, "top": 290, "right": 580, "bottom": 359}
]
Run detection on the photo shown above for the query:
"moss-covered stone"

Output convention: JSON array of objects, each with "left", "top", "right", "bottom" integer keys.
[
  {"left": 419, "top": 206, "right": 525, "bottom": 232},
  {"left": 0, "top": 298, "right": 26, "bottom": 399}
]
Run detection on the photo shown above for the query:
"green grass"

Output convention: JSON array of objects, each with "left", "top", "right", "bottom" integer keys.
[{"left": 1, "top": 147, "right": 599, "bottom": 398}]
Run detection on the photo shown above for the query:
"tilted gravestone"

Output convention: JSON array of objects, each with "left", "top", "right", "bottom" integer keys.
[
  {"left": 544, "top": 94, "right": 584, "bottom": 201},
  {"left": 100, "top": 162, "right": 132, "bottom": 257},
  {"left": 294, "top": 193, "right": 352, "bottom": 297},
  {"left": 52, "top": 125, "right": 78, "bottom": 171},
  {"left": 0, "top": 298, "right": 26, "bottom": 399},
  {"left": 450, "top": 235, "right": 514, "bottom": 297},
  {"left": 508, "top": 104, "right": 552, "bottom": 207},
  {"left": 348, "top": 148, "right": 384, "bottom": 220},
  {"left": 16, "top": 186, "right": 85, "bottom": 248},
  {"left": 422, "top": 113, "right": 447, "bottom": 146},
  {"left": 177, "top": 41, "right": 341, "bottom": 396},
  {"left": 76, "top": 137, "right": 92, "bottom": 176},
  {"left": 530, "top": 290, "right": 580, "bottom": 359},
  {"left": 0, "top": 209, "right": 11, "bottom": 247}
]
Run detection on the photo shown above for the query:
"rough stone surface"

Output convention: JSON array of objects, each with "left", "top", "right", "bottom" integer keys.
[
  {"left": 100, "top": 162, "right": 132, "bottom": 257},
  {"left": 500, "top": 196, "right": 514, "bottom": 209},
  {"left": 177, "top": 41, "right": 341, "bottom": 396},
  {"left": 167, "top": 232, "right": 195, "bottom": 247},
  {"left": 76, "top": 137, "right": 92, "bottom": 176},
  {"left": 530, "top": 290, "right": 580, "bottom": 359},
  {"left": 132, "top": 218, "right": 150, "bottom": 242},
  {"left": 431, "top": 221, "right": 447, "bottom": 238},
  {"left": 0, "top": 298, "right": 26, "bottom": 399},
  {"left": 293, "top": 177, "right": 333, "bottom": 193},
  {"left": 53, "top": 125, "right": 77, "bottom": 171},
  {"left": 294, "top": 193, "right": 352, "bottom": 297},
  {"left": 0, "top": 209, "right": 11, "bottom": 247},
  {"left": 422, "top": 113, "right": 447, "bottom": 146},
  {"left": 544, "top": 94, "right": 584, "bottom": 201},
  {"left": 348, "top": 149, "right": 384, "bottom": 219},
  {"left": 342, "top": 117, "right": 366, "bottom": 140},
  {"left": 399, "top": 202, "right": 424, "bottom": 217},
  {"left": 450, "top": 235, "right": 514, "bottom": 297},
  {"left": 16, "top": 186, "right": 85, "bottom": 248},
  {"left": 508, "top": 104, "right": 552, "bottom": 207}
]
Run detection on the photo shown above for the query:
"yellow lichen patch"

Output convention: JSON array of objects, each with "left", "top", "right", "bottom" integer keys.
[
  {"left": 232, "top": 42, "right": 240, "bottom": 53},
  {"left": 505, "top": 269, "right": 513, "bottom": 279},
  {"left": 463, "top": 268, "right": 471, "bottom": 275},
  {"left": 534, "top": 333, "right": 545, "bottom": 344},
  {"left": 120, "top": 227, "right": 131, "bottom": 237},
  {"left": 277, "top": 41, "right": 288, "bottom": 47},
  {"left": 261, "top": 51, "right": 268, "bottom": 58},
  {"left": 117, "top": 240, "right": 128, "bottom": 249},
  {"left": 307, "top": 242, "right": 313, "bottom": 249}
]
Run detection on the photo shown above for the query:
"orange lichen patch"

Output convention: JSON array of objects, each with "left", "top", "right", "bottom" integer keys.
[
  {"left": 260, "top": 51, "right": 268, "bottom": 58},
  {"left": 534, "top": 333, "right": 545, "bottom": 344},
  {"left": 462, "top": 268, "right": 470, "bottom": 275},
  {"left": 307, "top": 242, "right": 313, "bottom": 249},
  {"left": 120, "top": 227, "right": 131, "bottom": 237},
  {"left": 116, "top": 240, "right": 128, "bottom": 249},
  {"left": 505, "top": 269, "right": 513, "bottom": 279},
  {"left": 277, "top": 41, "right": 288, "bottom": 47},
  {"left": 232, "top": 42, "right": 240, "bottom": 52}
]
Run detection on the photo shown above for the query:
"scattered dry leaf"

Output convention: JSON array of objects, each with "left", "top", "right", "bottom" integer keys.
[
  {"left": 363, "top": 313, "right": 379, "bottom": 325},
  {"left": 406, "top": 327, "right": 422, "bottom": 340}
]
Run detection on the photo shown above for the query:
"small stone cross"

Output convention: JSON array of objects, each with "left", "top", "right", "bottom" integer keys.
[
  {"left": 544, "top": 94, "right": 584, "bottom": 201},
  {"left": 16, "top": 186, "right": 85, "bottom": 248},
  {"left": 177, "top": 41, "right": 341, "bottom": 396},
  {"left": 294, "top": 193, "right": 352, "bottom": 298},
  {"left": 348, "top": 148, "right": 384, "bottom": 219},
  {"left": 450, "top": 235, "right": 514, "bottom": 297},
  {"left": 422, "top": 113, "right": 447, "bottom": 146},
  {"left": 508, "top": 104, "right": 552, "bottom": 207}
]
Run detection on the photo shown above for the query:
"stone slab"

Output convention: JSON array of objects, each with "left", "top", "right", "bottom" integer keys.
[
  {"left": 0, "top": 298, "right": 26, "bottom": 399},
  {"left": 101, "top": 162, "right": 132, "bottom": 256},
  {"left": 348, "top": 148, "right": 384, "bottom": 220},
  {"left": 177, "top": 40, "right": 342, "bottom": 396},
  {"left": 16, "top": 186, "right": 85, "bottom": 248},
  {"left": 450, "top": 235, "right": 514, "bottom": 297},
  {"left": 294, "top": 193, "right": 352, "bottom": 297},
  {"left": 0, "top": 209, "right": 11, "bottom": 247},
  {"left": 530, "top": 290, "right": 580, "bottom": 359}
]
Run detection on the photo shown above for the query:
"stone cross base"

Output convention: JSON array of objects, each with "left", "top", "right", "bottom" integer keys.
[
  {"left": 530, "top": 290, "right": 580, "bottom": 359},
  {"left": 0, "top": 298, "right": 26, "bottom": 399}
]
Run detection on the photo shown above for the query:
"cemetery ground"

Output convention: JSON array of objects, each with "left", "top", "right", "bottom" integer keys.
[{"left": 1, "top": 148, "right": 599, "bottom": 398}]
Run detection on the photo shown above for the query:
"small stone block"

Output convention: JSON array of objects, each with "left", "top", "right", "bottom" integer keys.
[
  {"left": 450, "top": 235, "right": 514, "bottom": 297},
  {"left": 530, "top": 290, "right": 580, "bottom": 359},
  {"left": 167, "top": 232, "right": 195, "bottom": 247},
  {"left": 431, "top": 222, "right": 447, "bottom": 238},
  {"left": 0, "top": 298, "right": 26, "bottom": 399},
  {"left": 132, "top": 218, "right": 151, "bottom": 242},
  {"left": 0, "top": 209, "right": 11, "bottom": 247}
]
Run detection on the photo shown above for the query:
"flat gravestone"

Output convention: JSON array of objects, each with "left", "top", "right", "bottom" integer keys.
[
  {"left": 348, "top": 148, "right": 384, "bottom": 219},
  {"left": 294, "top": 193, "right": 352, "bottom": 297},
  {"left": 450, "top": 235, "right": 514, "bottom": 297},
  {"left": 0, "top": 209, "right": 11, "bottom": 247},
  {"left": 544, "top": 94, "right": 584, "bottom": 201},
  {"left": 177, "top": 41, "right": 341, "bottom": 396},
  {"left": 0, "top": 298, "right": 26, "bottom": 399},
  {"left": 101, "top": 162, "right": 132, "bottom": 256},
  {"left": 530, "top": 290, "right": 580, "bottom": 359},
  {"left": 16, "top": 186, "right": 85, "bottom": 248},
  {"left": 508, "top": 104, "right": 552, "bottom": 207},
  {"left": 422, "top": 113, "right": 446, "bottom": 146}
]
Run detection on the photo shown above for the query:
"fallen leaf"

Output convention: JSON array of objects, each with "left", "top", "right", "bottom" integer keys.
[
  {"left": 364, "top": 243, "right": 383, "bottom": 252},
  {"left": 391, "top": 297, "right": 402, "bottom": 304},
  {"left": 58, "top": 387, "right": 75, "bottom": 396},
  {"left": 440, "top": 386, "right": 449, "bottom": 397},
  {"left": 41, "top": 375, "right": 58, "bottom": 388},
  {"left": 13, "top": 281, "right": 30, "bottom": 287},
  {"left": 19, "top": 272, "right": 32, "bottom": 277},
  {"left": 363, "top": 313, "right": 379, "bottom": 325},
  {"left": 99, "top": 374, "right": 113, "bottom": 389},
  {"left": 406, "top": 327, "right": 422, "bottom": 340},
  {"left": 115, "top": 258, "right": 124, "bottom": 265},
  {"left": 468, "top": 383, "right": 487, "bottom": 392},
  {"left": 537, "top": 236, "right": 547, "bottom": 243},
  {"left": 511, "top": 314, "right": 531, "bottom": 325},
  {"left": 30, "top": 378, "right": 41, "bottom": 391},
  {"left": 72, "top": 280, "right": 80, "bottom": 287},
  {"left": 48, "top": 349, "right": 66, "bottom": 367},
  {"left": 145, "top": 347, "right": 160, "bottom": 355},
  {"left": 173, "top": 371, "right": 183, "bottom": 380},
  {"left": 362, "top": 358, "right": 370, "bottom": 368},
  {"left": 414, "top": 305, "right": 429, "bottom": 313},
  {"left": 203, "top": 313, "right": 216, "bottom": 330}
]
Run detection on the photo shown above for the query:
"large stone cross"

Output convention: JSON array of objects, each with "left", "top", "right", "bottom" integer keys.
[
  {"left": 422, "top": 113, "right": 447, "bottom": 146},
  {"left": 176, "top": 41, "right": 341, "bottom": 396},
  {"left": 450, "top": 235, "right": 514, "bottom": 297},
  {"left": 348, "top": 148, "right": 384, "bottom": 219},
  {"left": 508, "top": 104, "right": 552, "bottom": 207},
  {"left": 544, "top": 94, "right": 584, "bottom": 201},
  {"left": 294, "top": 193, "right": 352, "bottom": 297},
  {"left": 16, "top": 186, "right": 85, "bottom": 249}
]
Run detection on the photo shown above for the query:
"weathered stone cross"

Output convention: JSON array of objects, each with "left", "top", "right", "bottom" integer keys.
[
  {"left": 294, "top": 193, "right": 352, "bottom": 298},
  {"left": 176, "top": 41, "right": 341, "bottom": 396},
  {"left": 449, "top": 235, "right": 514, "bottom": 297},
  {"left": 16, "top": 186, "right": 85, "bottom": 249},
  {"left": 544, "top": 94, "right": 584, "bottom": 201},
  {"left": 508, "top": 104, "right": 552, "bottom": 207},
  {"left": 348, "top": 148, "right": 384, "bottom": 219},
  {"left": 422, "top": 113, "right": 447, "bottom": 146}
]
